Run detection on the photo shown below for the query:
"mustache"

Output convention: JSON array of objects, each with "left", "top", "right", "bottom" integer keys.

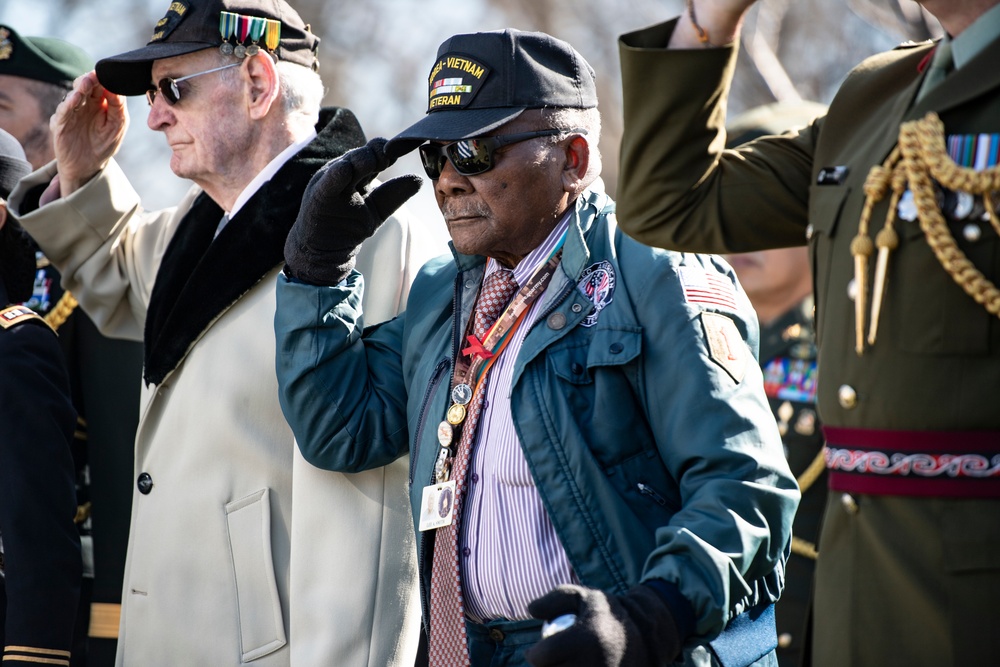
[{"left": 441, "top": 201, "right": 491, "bottom": 221}]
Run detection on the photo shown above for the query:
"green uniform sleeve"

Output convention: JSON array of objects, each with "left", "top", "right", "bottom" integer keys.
[{"left": 617, "top": 19, "right": 815, "bottom": 253}]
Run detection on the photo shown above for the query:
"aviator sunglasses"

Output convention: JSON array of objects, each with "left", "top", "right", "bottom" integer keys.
[
  {"left": 418, "top": 128, "right": 587, "bottom": 180},
  {"left": 145, "top": 62, "right": 241, "bottom": 106}
]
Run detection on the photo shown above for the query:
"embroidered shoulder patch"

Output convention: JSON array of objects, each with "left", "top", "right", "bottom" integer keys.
[
  {"left": 700, "top": 311, "right": 746, "bottom": 383},
  {"left": 576, "top": 260, "right": 615, "bottom": 327}
]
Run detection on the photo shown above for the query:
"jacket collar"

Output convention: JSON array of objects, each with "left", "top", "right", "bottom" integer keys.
[
  {"left": 142, "top": 107, "right": 367, "bottom": 385},
  {"left": 909, "top": 33, "right": 1000, "bottom": 118}
]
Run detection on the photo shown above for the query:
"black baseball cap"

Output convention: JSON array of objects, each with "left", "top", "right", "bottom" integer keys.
[
  {"left": 0, "top": 128, "right": 31, "bottom": 199},
  {"left": 0, "top": 25, "right": 93, "bottom": 87},
  {"left": 386, "top": 29, "right": 597, "bottom": 159},
  {"left": 95, "top": 0, "right": 320, "bottom": 96}
]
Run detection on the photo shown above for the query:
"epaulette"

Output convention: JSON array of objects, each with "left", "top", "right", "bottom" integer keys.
[
  {"left": 894, "top": 39, "right": 934, "bottom": 50},
  {"left": 0, "top": 305, "right": 56, "bottom": 333}
]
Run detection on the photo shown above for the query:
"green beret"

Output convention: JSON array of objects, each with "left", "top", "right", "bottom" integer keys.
[{"left": 0, "top": 25, "right": 93, "bottom": 87}]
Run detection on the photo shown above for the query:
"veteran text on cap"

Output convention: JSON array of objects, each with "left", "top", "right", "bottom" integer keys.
[{"left": 387, "top": 29, "right": 597, "bottom": 158}]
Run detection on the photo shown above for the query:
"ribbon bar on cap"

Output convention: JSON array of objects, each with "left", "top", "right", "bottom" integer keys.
[{"left": 218, "top": 10, "right": 281, "bottom": 59}]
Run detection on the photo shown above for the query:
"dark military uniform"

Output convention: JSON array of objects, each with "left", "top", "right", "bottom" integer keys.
[
  {"left": 0, "top": 26, "right": 142, "bottom": 664},
  {"left": 617, "top": 14, "right": 1000, "bottom": 667},
  {"left": 22, "top": 249, "right": 141, "bottom": 665},
  {"left": 758, "top": 298, "right": 825, "bottom": 667},
  {"left": 0, "top": 297, "right": 81, "bottom": 666}
]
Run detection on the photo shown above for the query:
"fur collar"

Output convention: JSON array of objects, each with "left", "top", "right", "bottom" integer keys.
[{"left": 143, "top": 107, "right": 366, "bottom": 385}]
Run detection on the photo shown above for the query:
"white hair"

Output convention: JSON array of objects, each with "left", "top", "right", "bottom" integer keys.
[
  {"left": 540, "top": 106, "right": 603, "bottom": 183},
  {"left": 276, "top": 60, "right": 324, "bottom": 123},
  {"left": 214, "top": 52, "right": 324, "bottom": 126}
]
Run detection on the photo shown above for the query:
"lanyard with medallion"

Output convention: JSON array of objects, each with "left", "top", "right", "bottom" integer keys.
[{"left": 417, "top": 239, "right": 565, "bottom": 532}]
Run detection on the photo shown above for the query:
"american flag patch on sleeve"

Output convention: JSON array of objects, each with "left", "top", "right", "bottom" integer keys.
[{"left": 678, "top": 266, "right": 738, "bottom": 310}]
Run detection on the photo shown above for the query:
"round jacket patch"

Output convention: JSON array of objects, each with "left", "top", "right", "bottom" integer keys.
[{"left": 577, "top": 261, "right": 615, "bottom": 327}]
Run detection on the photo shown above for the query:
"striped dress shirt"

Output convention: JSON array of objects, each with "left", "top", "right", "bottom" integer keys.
[{"left": 460, "top": 213, "right": 580, "bottom": 623}]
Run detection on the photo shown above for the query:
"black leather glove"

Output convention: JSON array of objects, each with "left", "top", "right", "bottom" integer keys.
[
  {"left": 283, "top": 137, "right": 422, "bottom": 286},
  {"left": 526, "top": 584, "right": 683, "bottom": 667}
]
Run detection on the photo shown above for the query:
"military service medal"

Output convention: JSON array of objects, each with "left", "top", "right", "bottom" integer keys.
[{"left": 219, "top": 11, "right": 237, "bottom": 55}]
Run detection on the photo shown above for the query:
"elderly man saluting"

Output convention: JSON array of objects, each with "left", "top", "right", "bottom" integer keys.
[
  {"left": 8, "top": 1, "right": 422, "bottom": 665},
  {"left": 275, "top": 29, "right": 798, "bottom": 667}
]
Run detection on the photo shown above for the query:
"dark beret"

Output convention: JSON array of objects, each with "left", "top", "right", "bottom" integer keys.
[{"left": 0, "top": 25, "right": 93, "bottom": 87}]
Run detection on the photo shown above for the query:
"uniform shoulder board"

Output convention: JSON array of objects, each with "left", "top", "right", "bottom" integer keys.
[
  {"left": 0, "top": 305, "right": 55, "bottom": 332},
  {"left": 894, "top": 39, "right": 933, "bottom": 50}
]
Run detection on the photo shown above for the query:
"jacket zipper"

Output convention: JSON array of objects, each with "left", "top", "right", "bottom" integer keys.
[
  {"left": 637, "top": 482, "right": 667, "bottom": 506},
  {"left": 410, "top": 359, "right": 449, "bottom": 486}
]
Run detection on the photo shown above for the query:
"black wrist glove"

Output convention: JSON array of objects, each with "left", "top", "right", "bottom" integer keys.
[
  {"left": 526, "top": 584, "right": 683, "bottom": 667},
  {"left": 283, "top": 137, "right": 423, "bottom": 286}
]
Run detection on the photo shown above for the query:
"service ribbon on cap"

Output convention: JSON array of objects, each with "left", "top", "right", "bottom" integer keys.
[
  {"left": 219, "top": 10, "right": 281, "bottom": 59},
  {"left": 219, "top": 10, "right": 237, "bottom": 55},
  {"left": 247, "top": 16, "right": 266, "bottom": 55},
  {"left": 265, "top": 20, "right": 281, "bottom": 52},
  {"left": 426, "top": 53, "right": 490, "bottom": 112}
]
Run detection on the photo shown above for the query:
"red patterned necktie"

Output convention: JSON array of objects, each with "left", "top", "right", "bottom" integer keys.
[{"left": 428, "top": 268, "right": 519, "bottom": 667}]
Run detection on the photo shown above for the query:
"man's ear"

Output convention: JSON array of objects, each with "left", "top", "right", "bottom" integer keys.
[
  {"left": 244, "top": 53, "right": 280, "bottom": 120},
  {"left": 561, "top": 134, "right": 590, "bottom": 195},
  {"left": 0, "top": 201, "right": 8, "bottom": 231}
]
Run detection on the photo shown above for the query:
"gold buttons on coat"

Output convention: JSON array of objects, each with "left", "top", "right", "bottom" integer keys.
[
  {"left": 778, "top": 633, "right": 793, "bottom": 649},
  {"left": 841, "top": 493, "right": 859, "bottom": 514},
  {"left": 838, "top": 384, "right": 858, "bottom": 409}
]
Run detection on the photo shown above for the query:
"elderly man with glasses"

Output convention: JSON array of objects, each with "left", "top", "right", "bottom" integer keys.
[
  {"left": 274, "top": 28, "right": 798, "bottom": 667},
  {"left": 7, "top": 1, "right": 424, "bottom": 665}
]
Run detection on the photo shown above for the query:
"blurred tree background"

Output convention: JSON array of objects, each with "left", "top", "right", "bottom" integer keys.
[{"left": 0, "top": 0, "right": 940, "bottom": 233}]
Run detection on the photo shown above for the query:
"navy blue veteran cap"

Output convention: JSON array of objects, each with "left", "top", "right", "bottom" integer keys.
[
  {"left": 0, "top": 128, "right": 31, "bottom": 199},
  {"left": 95, "top": 0, "right": 320, "bottom": 96},
  {"left": 0, "top": 26, "right": 93, "bottom": 87},
  {"left": 386, "top": 29, "right": 597, "bottom": 159}
]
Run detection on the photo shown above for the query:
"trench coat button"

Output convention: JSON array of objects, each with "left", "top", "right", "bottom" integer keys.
[
  {"left": 609, "top": 342, "right": 624, "bottom": 354},
  {"left": 571, "top": 303, "right": 583, "bottom": 313},
  {"left": 841, "top": 493, "right": 859, "bottom": 514},
  {"left": 547, "top": 312, "right": 567, "bottom": 330},
  {"left": 963, "top": 223, "right": 982, "bottom": 243},
  {"left": 805, "top": 223, "right": 815, "bottom": 240},
  {"left": 837, "top": 384, "right": 858, "bottom": 409},
  {"left": 465, "top": 279, "right": 477, "bottom": 290},
  {"left": 778, "top": 633, "right": 793, "bottom": 649},
  {"left": 137, "top": 472, "right": 153, "bottom": 495},
  {"left": 489, "top": 628, "right": 505, "bottom": 642}
]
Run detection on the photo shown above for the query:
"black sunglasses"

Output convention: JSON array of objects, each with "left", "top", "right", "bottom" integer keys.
[
  {"left": 145, "top": 62, "right": 240, "bottom": 106},
  {"left": 418, "top": 128, "right": 587, "bottom": 180}
]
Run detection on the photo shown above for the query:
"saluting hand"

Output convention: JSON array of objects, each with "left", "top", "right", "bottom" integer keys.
[
  {"left": 50, "top": 71, "right": 129, "bottom": 197},
  {"left": 670, "top": 0, "right": 759, "bottom": 49},
  {"left": 283, "top": 137, "right": 423, "bottom": 286}
]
